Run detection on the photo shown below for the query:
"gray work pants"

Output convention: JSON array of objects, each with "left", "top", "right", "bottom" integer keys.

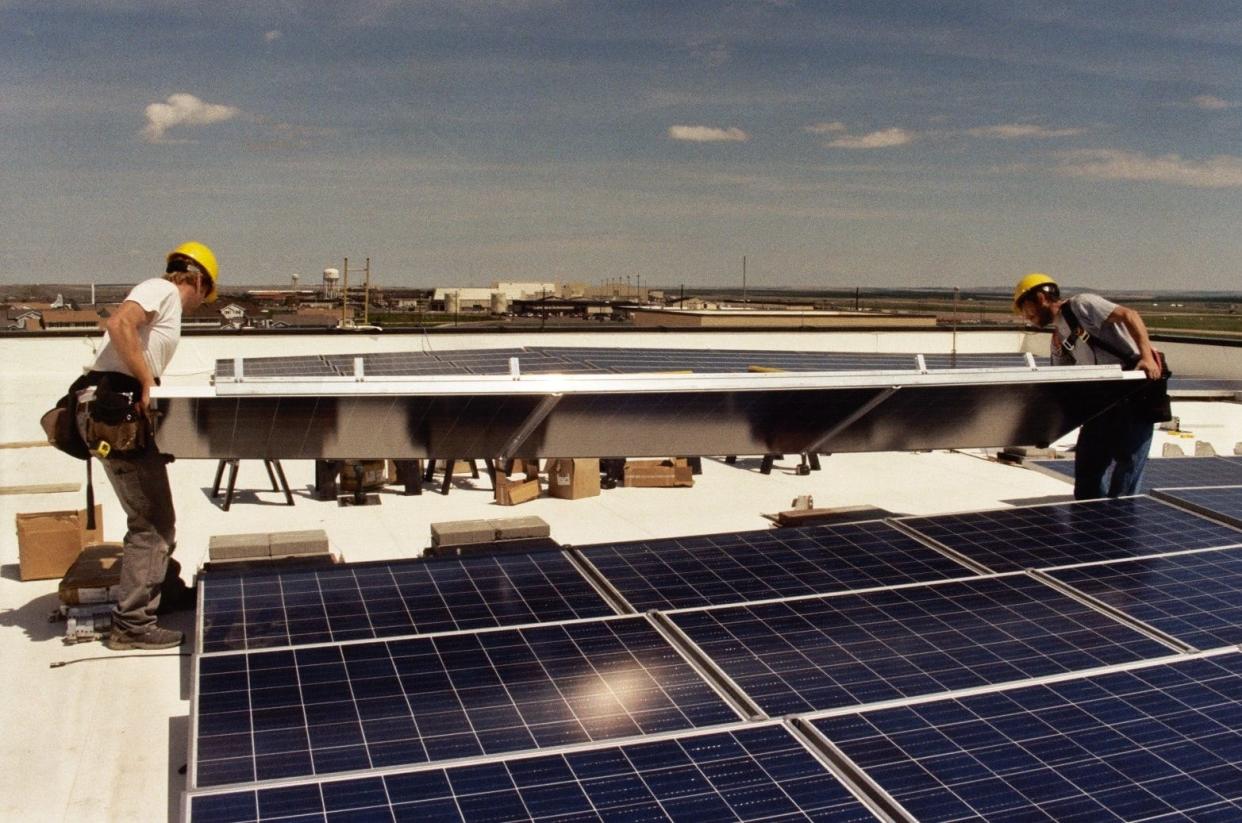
[{"left": 101, "top": 448, "right": 178, "bottom": 633}]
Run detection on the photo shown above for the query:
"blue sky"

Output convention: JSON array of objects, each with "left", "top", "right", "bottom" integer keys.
[{"left": 2, "top": 1, "right": 1241, "bottom": 290}]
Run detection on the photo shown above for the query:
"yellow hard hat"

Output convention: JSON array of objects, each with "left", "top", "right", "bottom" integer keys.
[
  {"left": 1012, "top": 272, "right": 1056, "bottom": 312},
  {"left": 167, "top": 241, "right": 219, "bottom": 303}
]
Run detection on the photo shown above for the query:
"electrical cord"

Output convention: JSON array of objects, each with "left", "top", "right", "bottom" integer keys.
[{"left": 51, "top": 651, "right": 191, "bottom": 668}]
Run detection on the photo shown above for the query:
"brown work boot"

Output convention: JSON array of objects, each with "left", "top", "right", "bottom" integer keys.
[{"left": 106, "top": 624, "right": 184, "bottom": 651}]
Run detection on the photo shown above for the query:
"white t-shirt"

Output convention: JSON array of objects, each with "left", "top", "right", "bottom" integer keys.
[{"left": 92, "top": 278, "right": 182, "bottom": 378}]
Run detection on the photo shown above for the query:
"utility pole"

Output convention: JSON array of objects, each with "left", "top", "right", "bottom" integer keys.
[
  {"left": 636, "top": 273, "right": 641, "bottom": 303},
  {"left": 363, "top": 257, "right": 371, "bottom": 326},
  {"left": 742, "top": 256, "right": 747, "bottom": 304}
]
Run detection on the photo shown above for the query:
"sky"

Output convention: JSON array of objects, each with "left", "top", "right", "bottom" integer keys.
[{"left": 2, "top": 1, "right": 1241, "bottom": 291}]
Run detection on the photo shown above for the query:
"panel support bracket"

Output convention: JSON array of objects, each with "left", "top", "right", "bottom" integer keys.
[
  {"left": 497, "top": 393, "right": 562, "bottom": 461},
  {"left": 803, "top": 386, "right": 899, "bottom": 455}
]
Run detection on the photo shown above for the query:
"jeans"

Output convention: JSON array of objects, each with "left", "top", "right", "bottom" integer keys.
[
  {"left": 101, "top": 448, "right": 179, "bottom": 632},
  {"left": 1073, "top": 399, "right": 1154, "bottom": 500}
]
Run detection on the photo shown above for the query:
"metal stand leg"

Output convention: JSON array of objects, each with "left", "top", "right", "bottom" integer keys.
[
  {"left": 314, "top": 460, "right": 341, "bottom": 500},
  {"left": 211, "top": 460, "right": 227, "bottom": 496},
  {"left": 269, "top": 460, "right": 294, "bottom": 505},
  {"left": 760, "top": 454, "right": 780, "bottom": 475},
  {"left": 808, "top": 452, "right": 821, "bottom": 471},
  {"left": 688, "top": 456, "right": 702, "bottom": 475},
  {"left": 222, "top": 459, "right": 239, "bottom": 511},
  {"left": 724, "top": 455, "right": 737, "bottom": 465},
  {"left": 441, "top": 460, "right": 455, "bottom": 495},
  {"left": 394, "top": 460, "right": 422, "bottom": 495}
]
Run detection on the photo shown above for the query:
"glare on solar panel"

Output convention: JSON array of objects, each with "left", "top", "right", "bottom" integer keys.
[
  {"left": 578, "top": 521, "right": 974, "bottom": 612},
  {"left": 192, "top": 616, "right": 742, "bottom": 789},
  {"left": 198, "top": 551, "right": 619, "bottom": 654},
  {"left": 186, "top": 722, "right": 879, "bottom": 822},
  {"left": 896, "top": 496, "right": 1242, "bottom": 572},
  {"left": 813, "top": 651, "right": 1242, "bottom": 822},
  {"left": 669, "top": 574, "right": 1171, "bottom": 716},
  {"left": 1047, "top": 546, "right": 1242, "bottom": 651}
]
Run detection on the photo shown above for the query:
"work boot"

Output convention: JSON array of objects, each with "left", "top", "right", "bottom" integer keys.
[{"left": 106, "top": 624, "right": 184, "bottom": 651}]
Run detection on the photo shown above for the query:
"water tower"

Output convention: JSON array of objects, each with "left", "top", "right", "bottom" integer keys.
[
  {"left": 323, "top": 267, "right": 340, "bottom": 298},
  {"left": 291, "top": 272, "right": 300, "bottom": 290}
]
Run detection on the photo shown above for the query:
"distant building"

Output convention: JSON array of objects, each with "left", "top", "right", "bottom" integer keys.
[
  {"left": 4, "top": 308, "right": 41, "bottom": 331},
  {"left": 629, "top": 306, "right": 939, "bottom": 329},
  {"left": 41, "top": 308, "right": 103, "bottom": 331}
]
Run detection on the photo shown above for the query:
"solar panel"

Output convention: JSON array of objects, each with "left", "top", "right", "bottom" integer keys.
[
  {"left": 1048, "top": 547, "right": 1242, "bottom": 651},
  {"left": 199, "top": 552, "right": 618, "bottom": 654},
  {"left": 192, "top": 616, "right": 742, "bottom": 789},
  {"left": 669, "top": 575, "right": 1170, "bottom": 716},
  {"left": 896, "top": 496, "right": 1242, "bottom": 573},
  {"left": 813, "top": 652, "right": 1242, "bottom": 822},
  {"left": 578, "top": 522, "right": 973, "bottom": 612},
  {"left": 215, "top": 346, "right": 1031, "bottom": 380},
  {"left": 1155, "top": 485, "right": 1242, "bottom": 531},
  {"left": 1029, "top": 456, "right": 1242, "bottom": 494},
  {"left": 186, "top": 722, "right": 878, "bottom": 822}
]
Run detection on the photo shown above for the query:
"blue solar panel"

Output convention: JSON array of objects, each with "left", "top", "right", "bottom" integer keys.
[
  {"left": 897, "top": 497, "right": 1242, "bottom": 573},
  {"left": 1029, "top": 456, "right": 1242, "bottom": 494},
  {"left": 1156, "top": 485, "right": 1242, "bottom": 531},
  {"left": 578, "top": 521, "right": 973, "bottom": 612},
  {"left": 670, "top": 575, "right": 1170, "bottom": 716},
  {"left": 814, "top": 652, "right": 1242, "bottom": 822},
  {"left": 186, "top": 723, "right": 877, "bottom": 822},
  {"left": 1048, "top": 547, "right": 1242, "bottom": 651},
  {"left": 193, "top": 616, "right": 741, "bottom": 789},
  {"left": 199, "top": 552, "right": 616, "bottom": 653}
]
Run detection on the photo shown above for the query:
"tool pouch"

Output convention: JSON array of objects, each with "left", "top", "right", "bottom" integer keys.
[{"left": 75, "top": 380, "right": 148, "bottom": 459}]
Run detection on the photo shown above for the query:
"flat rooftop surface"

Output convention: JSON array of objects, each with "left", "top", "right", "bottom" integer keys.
[{"left": 2, "top": 330, "right": 1240, "bottom": 821}]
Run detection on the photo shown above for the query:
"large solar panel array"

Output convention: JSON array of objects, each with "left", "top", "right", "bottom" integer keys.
[
  {"left": 187, "top": 722, "right": 878, "bottom": 822},
  {"left": 895, "top": 496, "right": 1242, "bottom": 572},
  {"left": 1028, "top": 455, "right": 1242, "bottom": 494},
  {"left": 577, "top": 521, "right": 975, "bottom": 612},
  {"left": 814, "top": 652, "right": 1242, "bottom": 822},
  {"left": 215, "top": 346, "right": 1031, "bottom": 379},
  {"left": 187, "top": 494, "right": 1242, "bottom": 821},
  {"left": 198, "top": 552, "right": 617, "bottom": 654}
]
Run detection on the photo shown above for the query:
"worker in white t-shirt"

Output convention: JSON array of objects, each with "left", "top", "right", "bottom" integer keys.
[{"left": 87, "top": 241, "right": 218, "bottom": 650}]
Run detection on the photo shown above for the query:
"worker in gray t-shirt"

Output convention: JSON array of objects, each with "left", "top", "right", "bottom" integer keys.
[{"left": 1012, "top": 273, "right": 1161, "bottom": 500}]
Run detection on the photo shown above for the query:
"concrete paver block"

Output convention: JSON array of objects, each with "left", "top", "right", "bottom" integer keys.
[
  {"left": 431, "top": 519, "right": 496, "bottom": 547},
  {"left": 208, "top": 532, "right": 270, "bottom": 561},
  {"left": 489, "top": 516, "right": 551, "bottom": 541},
  {"left": 269, "top": 529, "right": 330, "bottom": 557}
]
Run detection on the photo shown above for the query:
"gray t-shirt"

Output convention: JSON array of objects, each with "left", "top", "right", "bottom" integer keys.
[{"left": 1052, "top": 293, "right": 1140, "bottom": 367}]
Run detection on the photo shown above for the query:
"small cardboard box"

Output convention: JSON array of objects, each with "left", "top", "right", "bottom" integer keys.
[
  {"left": 338, "top": 459, "right": 391, "bottom": 492},
  {"left": 58, "top": 542, "right": 124, "bottom": 605},
  {"left": 495, "top": 474, "right": 541, "bottom": 506},
  {"left": 623, "top": 459, "right": 694, "bottom": 488},
  {"left": 15, "top": 505, "right": 104, "bottom": 581},
  {"left": 547, "top": 458, "right": 601, "bottom": 500}
]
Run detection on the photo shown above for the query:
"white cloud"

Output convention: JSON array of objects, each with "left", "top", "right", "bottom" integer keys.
[
  {"left": 1057, "top": 149, "right": 1242, "bottom": 188},
  {"left": 142, "top": 93, "right": 239, "bottom": 143},
  {"left": 264, "top": 30, "right": 282, "bottom": 43},
  {"left": 1191, "top": 94, "right": 1235, "bottom": 110},
  {"left": 826, "top": 128, "right": 913, "bottom": 149},
  {"left": 803, "top": 121, "right": 848, "bottom": 135},
  {"left": 966, "top": 123, "right": 1084, "bottom": 139},
  {"left": 667, "top": 125, "right": 750, "bottom": 143}
]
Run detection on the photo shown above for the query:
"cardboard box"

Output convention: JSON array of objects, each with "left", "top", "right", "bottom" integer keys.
[
  {"left": 623, "top": 459, "right": 694, "bottom": 488},
  {"left": 495, "top": 474, "right": 541, "bottom": 506},
  {"left": 15, "top": 504, "right": 104, "bottom": 581},
  {"left": 58, "top": 542, "right": 123, "bottom": 605},
  {"left": 547, "top": 458, "right": 601, "bottom": 500},
  {"left": 338, "top": 459, "right": 391, "bottom": 492}
]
